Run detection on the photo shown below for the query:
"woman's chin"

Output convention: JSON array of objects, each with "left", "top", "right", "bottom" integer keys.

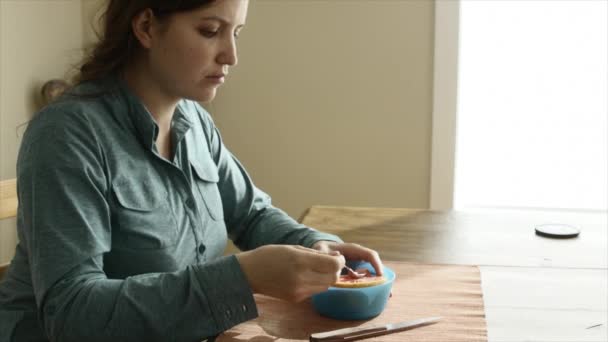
[{"left": 188, "top": 88, "right": 217, "bottom": 103}]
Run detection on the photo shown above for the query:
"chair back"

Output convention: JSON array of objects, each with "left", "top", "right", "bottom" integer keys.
[
  {"left": 0, "top": 263, "right": 8, "bottom": 280},
  {"left": 1, "top": 178, "right": 17, "bottom": 220},
  {"left": 0, "top": 178, "right": 17, "bottom": 280}
]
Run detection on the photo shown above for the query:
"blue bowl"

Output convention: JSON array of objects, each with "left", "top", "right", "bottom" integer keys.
[{"left": 311, "top": 261, "right": 395, "bottom": 320}]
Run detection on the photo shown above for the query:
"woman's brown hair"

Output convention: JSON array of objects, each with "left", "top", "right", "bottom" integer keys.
[{"left": 75, "top": 0, "right": 215, "bottom": 85}]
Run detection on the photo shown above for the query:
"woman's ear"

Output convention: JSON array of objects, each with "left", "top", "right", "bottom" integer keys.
[{"left": 131, "top": 8, "right": 157, "bottom": 49}]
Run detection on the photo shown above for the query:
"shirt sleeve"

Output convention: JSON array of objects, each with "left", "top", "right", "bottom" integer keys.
[
  {"left": 193, "top": 103, "right": 343, "bottom": 251},
  {"left": 18, "top": 109, "right": 256, "bottom": 342}
]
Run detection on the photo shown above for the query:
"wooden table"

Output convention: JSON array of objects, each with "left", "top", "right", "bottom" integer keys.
[{"left": 299, "top": 206, "right": 608, "bottom": 342}]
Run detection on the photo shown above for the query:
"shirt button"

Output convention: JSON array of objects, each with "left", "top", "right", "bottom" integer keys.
[
  {"left": 185, "top": 197, "right": 194, "bottom": 208},
  {"left": 198, "top": 244, "right": 206, "bottom": 254}
]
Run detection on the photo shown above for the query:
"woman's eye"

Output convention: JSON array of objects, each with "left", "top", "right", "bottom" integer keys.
[{"left": 199, "top": 29, "right": 218, "bottom": 38}]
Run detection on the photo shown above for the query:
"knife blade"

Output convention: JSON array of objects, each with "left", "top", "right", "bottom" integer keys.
[{"left": 309, "top": 316, "right": 442, "bottom": 342}]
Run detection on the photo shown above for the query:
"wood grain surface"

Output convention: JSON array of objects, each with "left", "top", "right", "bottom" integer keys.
[
  {"left": 218, "top": 262, "right": 486, "bottom": 342},
  {"left": 296, "top": 206, "right": 607, "bottom": 342}
]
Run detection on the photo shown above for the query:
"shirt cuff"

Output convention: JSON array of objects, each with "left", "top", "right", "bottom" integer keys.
[
  {"left": 192, "top": 255, "right": 258, "bottom": 331},
  {"left": 300, "top": 230, "right": 344, "bottom": 249}
]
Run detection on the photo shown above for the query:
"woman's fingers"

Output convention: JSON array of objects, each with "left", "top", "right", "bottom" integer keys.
[
  {"left": 342, "top": 244, "right": 384, "bottom": 276},
  {"left": 319, "top": 242, "right": 384, "bottom": 276},
  {"left": 293, "top": 245, "right": 345, "bottom": 273},
  {"left": 237, "top": 243, "right": 380, "bottom": 303},
  {"left": 296, "top": 269, "right": 341, "bottom": 300}
]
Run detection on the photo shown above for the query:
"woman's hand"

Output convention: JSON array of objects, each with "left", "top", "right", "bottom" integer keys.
[
  {"left": 311, "top": 241, "right": 384, "bottom": 276},
  {"left": 235, "top": 245, "right": 345, "bottom": 302}
]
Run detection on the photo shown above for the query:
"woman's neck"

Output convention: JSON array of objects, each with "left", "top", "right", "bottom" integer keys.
[
  {"left": 121, "top": 64, "right": 178, "bottom": 160},
  {"left": 121, "top": 64, "right": 179, "bottom": 131}
]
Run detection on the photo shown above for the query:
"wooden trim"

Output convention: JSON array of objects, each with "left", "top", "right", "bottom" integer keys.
[
  {"left": 430, "top": 0, "right": 460, "bottom": 210},
  {"left": 297, "top": 207, "right": 311, "bottom": 224},
  {"left": 0, "top": 178, "right": 18, "bottom": 220}
]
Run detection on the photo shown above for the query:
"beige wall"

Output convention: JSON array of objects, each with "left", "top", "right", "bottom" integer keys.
[
  {"left": 81, "top": 0, "right": 105, "bottom": 48},
  {"left": 0, "top": 0, "right": 84, "bottom": 263},
  {"left": 0, "top": 0, "right": 436, "bottom": 262},
  {"left": 207, "top": 0, "right": 435, "bottom": 218}
]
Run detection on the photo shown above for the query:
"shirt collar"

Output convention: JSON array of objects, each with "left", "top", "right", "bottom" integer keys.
[
  {"left": 106, "top": 75, "right": 193, "bottom": 151},
  {"left": 172, "top": 104, "right": 193, "bottom": 147}
]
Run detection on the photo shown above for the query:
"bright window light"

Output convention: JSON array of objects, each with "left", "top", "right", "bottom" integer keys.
[{"left": 454, "top": 0, "right": 607, "bottom": 211}]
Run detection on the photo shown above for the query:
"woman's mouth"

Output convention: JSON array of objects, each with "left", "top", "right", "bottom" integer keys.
[{"left": 206, "top": 74, "right": 225, "bottom": 84}]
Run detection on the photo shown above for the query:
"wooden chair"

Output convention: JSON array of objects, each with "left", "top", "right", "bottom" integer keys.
[
  {"left": 0, "top": 178, "right": 17, "bottom": 280},
  {"left": 0, "top": 262, "right": 8, "bottom": 280}
]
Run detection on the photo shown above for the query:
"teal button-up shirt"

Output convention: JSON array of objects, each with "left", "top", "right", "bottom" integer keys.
[{"left": 0, "top": 76, "right": 341, "bottom": 342}]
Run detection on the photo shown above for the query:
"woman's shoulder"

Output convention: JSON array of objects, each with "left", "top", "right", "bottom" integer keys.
[{"left": 23, "top": 81, "right": 111, "bottom": 146}]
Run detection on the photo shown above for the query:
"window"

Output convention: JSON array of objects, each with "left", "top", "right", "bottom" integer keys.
[{"left": 452, "top": 0, "right": 607, "bottom": 211}]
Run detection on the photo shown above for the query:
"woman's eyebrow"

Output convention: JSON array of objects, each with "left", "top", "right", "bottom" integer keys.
[{"left": 199, "top": 15, "right": 245, "bottom": 28}]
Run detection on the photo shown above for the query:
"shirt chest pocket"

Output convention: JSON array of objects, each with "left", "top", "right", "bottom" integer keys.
[
  {"left": 190, "top": 159, "right": 224, "bottom": 221},
  {"left": 111, "top": 178, "right": 178, "bottom": 249}
]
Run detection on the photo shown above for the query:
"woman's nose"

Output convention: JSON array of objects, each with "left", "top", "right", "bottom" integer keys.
[{"left": 217, "top": 37, "right": 238, "bottom": 66}]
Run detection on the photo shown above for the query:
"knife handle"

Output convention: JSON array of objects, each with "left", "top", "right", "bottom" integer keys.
[
  {"left": 310, "top": 325, "right": 387, "bottom": 342},
  {"left": 309, "top": 317, "right": 441, "bottom": 342}
]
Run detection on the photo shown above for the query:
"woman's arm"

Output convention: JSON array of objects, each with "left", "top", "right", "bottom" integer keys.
[
  {"left": 19, "top": 110, "right": 256, "bottom": 342},
  {"left": 192, "top": 102, "right": 342, "bottom": 251}
]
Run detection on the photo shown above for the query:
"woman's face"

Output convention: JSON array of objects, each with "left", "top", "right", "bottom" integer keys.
[{"left": 146, "top": 0, "right": 248, "bottom": 102}]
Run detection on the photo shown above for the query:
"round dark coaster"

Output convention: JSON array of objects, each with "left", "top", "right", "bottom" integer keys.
[{"left": 535, "top": 224, "right": 580, "bottom": 239}]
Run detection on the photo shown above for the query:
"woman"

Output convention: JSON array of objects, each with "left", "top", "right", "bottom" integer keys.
[{"left": 0, "top": 1, "right": 383, "bottom": 341}]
